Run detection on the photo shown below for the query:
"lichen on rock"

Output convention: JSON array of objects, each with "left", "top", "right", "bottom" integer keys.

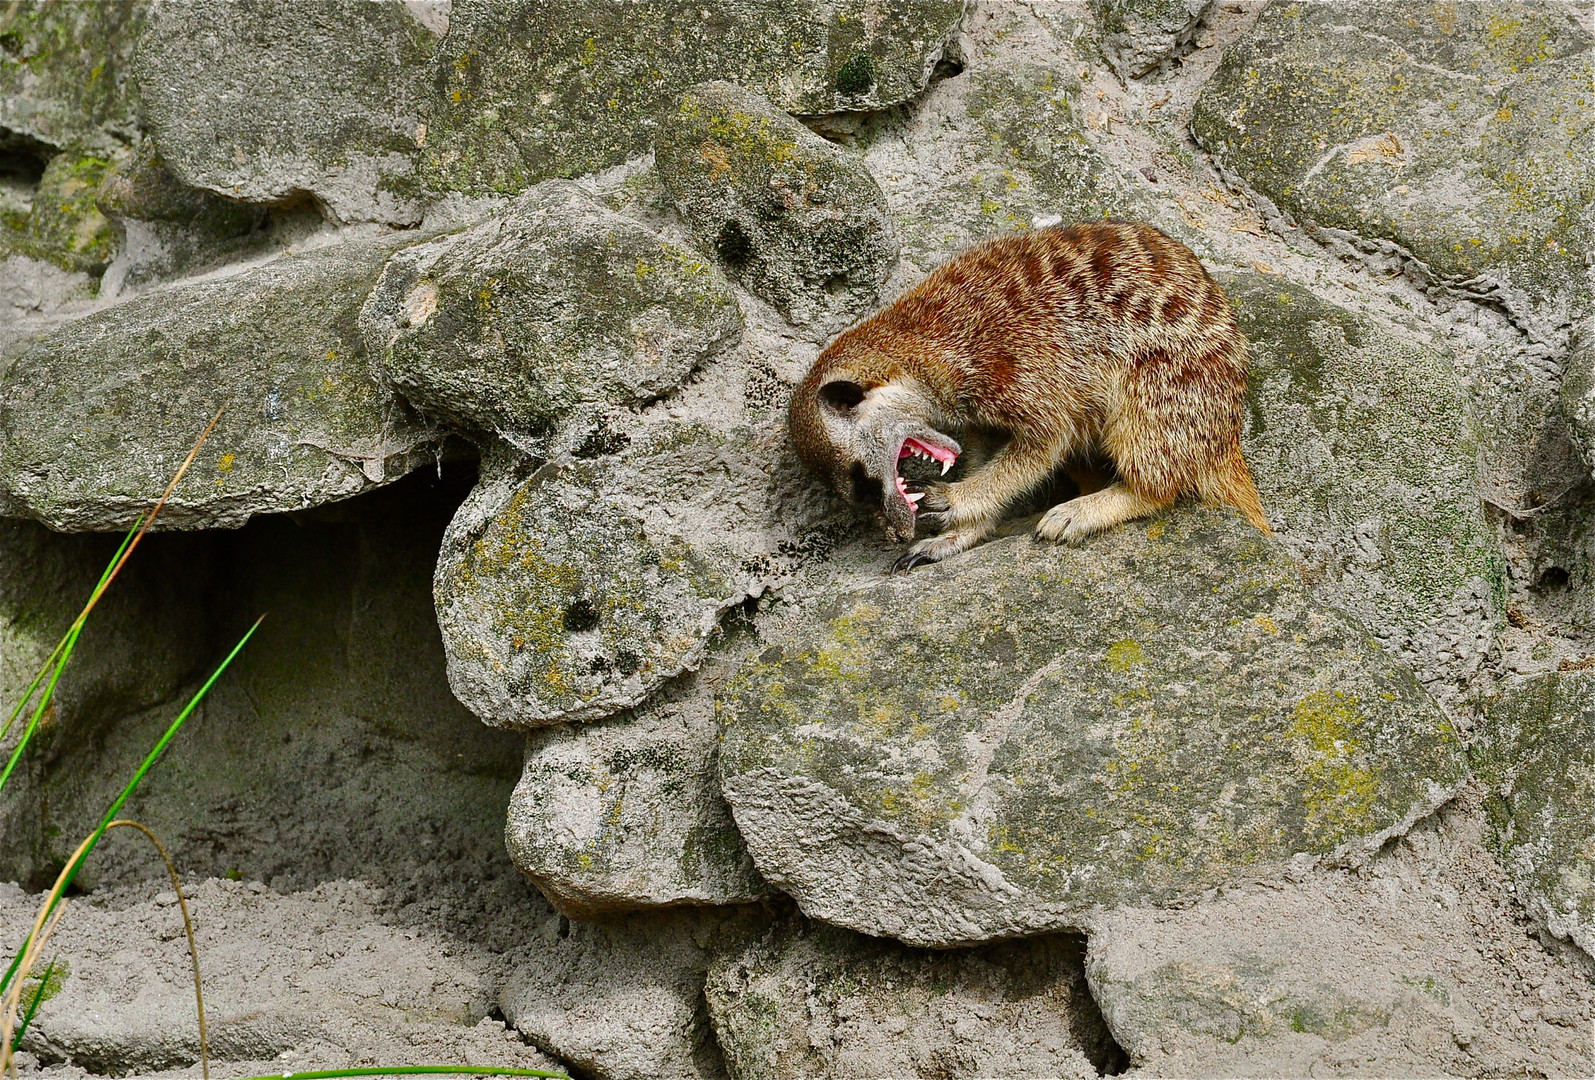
[
  {"left": 1474, "top": 670, "right": 1595, "bottom": 954},
  {"left": 719, "top": 508, "right": 1466, "bottom": 947},
  {"left": 361, "top": 181, "right": 743, "bottom": 452},
  {"left": 655, "top": 81, "right": 898, "bottom": 328},
  {"left": 133, "top": 0, "right": 438, "bottom": 226},
  {"left": 421, "top": 0, "right": 969, "bottom": 196},
  {"left": 0, "top": 232, "right": 442, "bottom": 530}
]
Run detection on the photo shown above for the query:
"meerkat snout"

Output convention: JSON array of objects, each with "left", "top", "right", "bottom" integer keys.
[{"left": 788, "top": 221, "right": 1270, "bottom": 571}]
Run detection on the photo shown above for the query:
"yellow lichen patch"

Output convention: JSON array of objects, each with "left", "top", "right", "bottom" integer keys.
[
  {"left": 1255, "top": 614, "right": 1279, "bottom": 635},
  {"left": 1106, "top": 638, "right": 1146, "bottom": 673},
  {"left": 216, "top": 453, "right": 236, "bottom": 473},
  {"left": 1287, "top": 690, "right": 1378, "bottom": 843}
]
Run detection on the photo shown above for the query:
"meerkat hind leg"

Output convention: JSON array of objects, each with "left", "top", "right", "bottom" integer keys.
[{"left": 1036, "top": 482, "right": 1168, "bottom": 544}]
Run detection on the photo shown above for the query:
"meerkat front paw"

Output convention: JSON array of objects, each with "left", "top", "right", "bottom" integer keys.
[
  {"left": 889, "top": 530, "right": 975, "bottom": 572},
  {"left": 1036, "top": 484, "right": 1162, "bottom": 544}
]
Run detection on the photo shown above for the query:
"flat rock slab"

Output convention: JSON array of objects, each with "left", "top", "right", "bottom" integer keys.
[
  {"left": 1194, "top": 1, "right": 1592, "bottom": 309},
  {"left": 720, "top": 508, "right": 1466, "bottom": 947},
  {"left": 422, "top": 0, "right": 968, "bottom": 195},
  {"left": 707, "top": 915, "right": 1110, "bottom": 1079},
  {"left": 135, "top": 0, "right": 436, "bottom": 225},
  {"left": 362, "top": 181, "right": 742, "bottom": 451},
  {"left": 0, "top": 233, "right": 439, "bottom": 531},
  {"left": 656, "top": 81, "right": 897, "bottom": 328},
  {"left": 1475, "top": 670, "right": 1595, "bottom": 953}
]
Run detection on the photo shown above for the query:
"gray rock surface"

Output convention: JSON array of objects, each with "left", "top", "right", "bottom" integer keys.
[
  {"left": 0, "top": 0, "right": 144, "bottom": 149},
  {"left": 422, "top": 0, "right": 968, "bottom": 196},
  {"left": 0, "top": 878, "right": 563, "bottom": 1076},
  {"left": 508, "top": 658, "right": 770, "bottom": 915},
  {"left": 1229, "top": 272, "right": 1502, "bottom": 695},
  {"left": 655, "top": 82, "right": 897, "bottom": 328},
  {"left": 1475, "top": 670, "right": 1595, "bottom": 953},
  {"left": 94, "top": 142, "right": 274, "bottom": 295},
  {"left": 0, "top": 232, "right": 442, "bottom": 531},
  {"left": 706, "top": 915, "right": 1112, "bottom": 1079},
  {"left": 433, "top": 421, "right": 781, "bottom": 730},
  {"left": 1092, "top": 0, "right": 1211, "bottom": 80},
  {"left": 498, "top": 905, "right": 765, "bottom": 1080},
  {"left": 134, "top": 0, "right": 437, "bottom": 226},
  {"left": 720, "top": 508, "right": 1467, "bottom": 947},
  {"left": 1193, "top": 1, "right": 1592, "bottom": 319},
  {"left": 1086, "top": 791, "right": 1594, "bottom": 1077},
  {"left": 362, "top": 182, "right": 742, "bottom": 451}
]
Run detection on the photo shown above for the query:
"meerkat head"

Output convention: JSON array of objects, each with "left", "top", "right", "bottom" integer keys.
[{"left": 792, "top": 375, "right": 960, "bottom": 544}]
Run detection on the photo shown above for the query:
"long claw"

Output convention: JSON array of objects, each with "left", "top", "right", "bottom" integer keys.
[{"left": 889, "top": 549, "right": 940, "bottom": 574}]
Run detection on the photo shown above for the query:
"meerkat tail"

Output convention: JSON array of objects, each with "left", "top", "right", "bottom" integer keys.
[{"left": 1200, "top": 449, "right": 1272, "bottom": 535}]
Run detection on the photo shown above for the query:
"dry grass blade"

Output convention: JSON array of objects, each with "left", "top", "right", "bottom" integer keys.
[{"left": 0, "top": 821, "right": 208, "bottom": 1078}]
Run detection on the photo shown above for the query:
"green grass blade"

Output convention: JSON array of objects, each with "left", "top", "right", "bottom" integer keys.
[
  {"left": 9, "top": 957, "right": 56, "bottom": 1050},
  {"left": 227, "top": 1068, "right": 569, "bottom": 1079},
  {"left": 0, "top": 615, "right": 265, "bottom": 998}
]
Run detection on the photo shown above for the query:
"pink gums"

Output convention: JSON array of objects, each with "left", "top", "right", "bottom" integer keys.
[{"left": 895, "top": 437, "right": 958, "bottom": 513}]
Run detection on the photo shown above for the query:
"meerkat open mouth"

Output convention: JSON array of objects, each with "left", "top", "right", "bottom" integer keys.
[{"left": 892, "top": 434, "right": 959, "bottom": 511}]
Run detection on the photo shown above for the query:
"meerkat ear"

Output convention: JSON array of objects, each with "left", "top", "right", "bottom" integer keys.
[{"left": 818, "top": 380, "right": 867, "bottom": 415}]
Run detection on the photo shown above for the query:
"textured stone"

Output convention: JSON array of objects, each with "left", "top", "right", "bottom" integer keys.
[
  {"left": 1474, "top": 671, "right": 1595, "bottom": 953},
  {"left": 422, "top": 0, "right": 968, "bottom": 196},
  {"left": 720, "top": 508, "right": 1466, "bottom": 947},
  {"left": 655, "top": 81, "right": 897, "bottom": 327},
  {"left": 0, "top": 1, "right": 145, "bottom": 148},
  {"left": 498, "top": 905, "right": 765, "bottom": 1080},
  {"left": 134, "top": 0, "right": 436, "bottom": 225},
  {"left": 707, "top": 914, "right": 1112, "bottom": 1079},
  {"left": 433, "top": 412, "right": 799, "bottom": 729},
  {"left": 19, "top": 145, "right": 119, "bottom": 273},
  {"left": 94, "top": 141, "right": 273, "bottom": 294},
  {"left": 0, "top": 233, "right": 441, "bottom": 531},
  {"left": 1193, "top": 1, "right": 1593, "bottom": 314},
  {"left": 1228, "top": 273, "right": 1502, "bottom": 693},
  {"left": 507, "top": 666, "right": 769, "bottom": 915},
  {"left": 1559, "top": 325, "right": 1595, "bottom": 479},
  {"left": 1092, "top": 0, "right": 1211, "bottom": 80},
  {"left": 361, "top": 181, "right": 742, "bottom": 452}
]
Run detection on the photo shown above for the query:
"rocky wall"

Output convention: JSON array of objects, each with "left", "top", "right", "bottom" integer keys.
[{"left": 0, "top": 2, "right": 1591, "bottom": 1078}]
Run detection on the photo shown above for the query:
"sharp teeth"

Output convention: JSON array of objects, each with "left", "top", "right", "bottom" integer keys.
[
  {"left": 906, "top": 492, "right": 924, "bottom": 505},
  {"left": 940, "top": 459, "right": 952, "bottom": 475}
]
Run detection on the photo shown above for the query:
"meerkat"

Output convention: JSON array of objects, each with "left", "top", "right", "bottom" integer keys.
[{"left": 789, "top": 221, "right": 1270, "bottom": 571}]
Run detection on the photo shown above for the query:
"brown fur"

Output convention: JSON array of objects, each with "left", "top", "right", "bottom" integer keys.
[{"left": 789, "top": 221, "right": 1270, "bottom": 569}]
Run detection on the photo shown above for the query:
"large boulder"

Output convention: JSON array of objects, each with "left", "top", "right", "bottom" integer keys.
[
  {"left": 0, "top": 233, "right": 441, "bottom": 531},
  {"left": 1193, "top": 1, "right": 1592, "bottom": 319},
  {"left": 421, "top": 0, "right": 969, "bottom": 195},
  {"left": 707, "top": 915, "right": 1115, "bottom": 1079},
  {"left": 361, "top": 182, "right": 743, "bottom": 452},
  {"left": 719, "top": 508, "right": 1466, "bottom": 947},
  {"left": 655, "top": 82, "right": 897, "bottom": 328},
  {"left": 0, "top": 1, "right": 144, "bottom": 148},
  {"left": 133, "top": 0, "right": 437, "bottom": 225},
  {"left": 507, "top": 665, "right": 770, "bottom": 915},
  {"left": 1229, "top": 273, "right": 1502, "bottom": 693},
  {"left": 1474, "top": 671, "right": 1595, "bottom": 953},
  {"left": 433, "top": 406, "right": 819, "bottom": 729}
]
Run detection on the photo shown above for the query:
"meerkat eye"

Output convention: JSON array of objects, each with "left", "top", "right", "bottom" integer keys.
[{"left": 819, "top": 380, "right": 867, "bottom": 415}]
